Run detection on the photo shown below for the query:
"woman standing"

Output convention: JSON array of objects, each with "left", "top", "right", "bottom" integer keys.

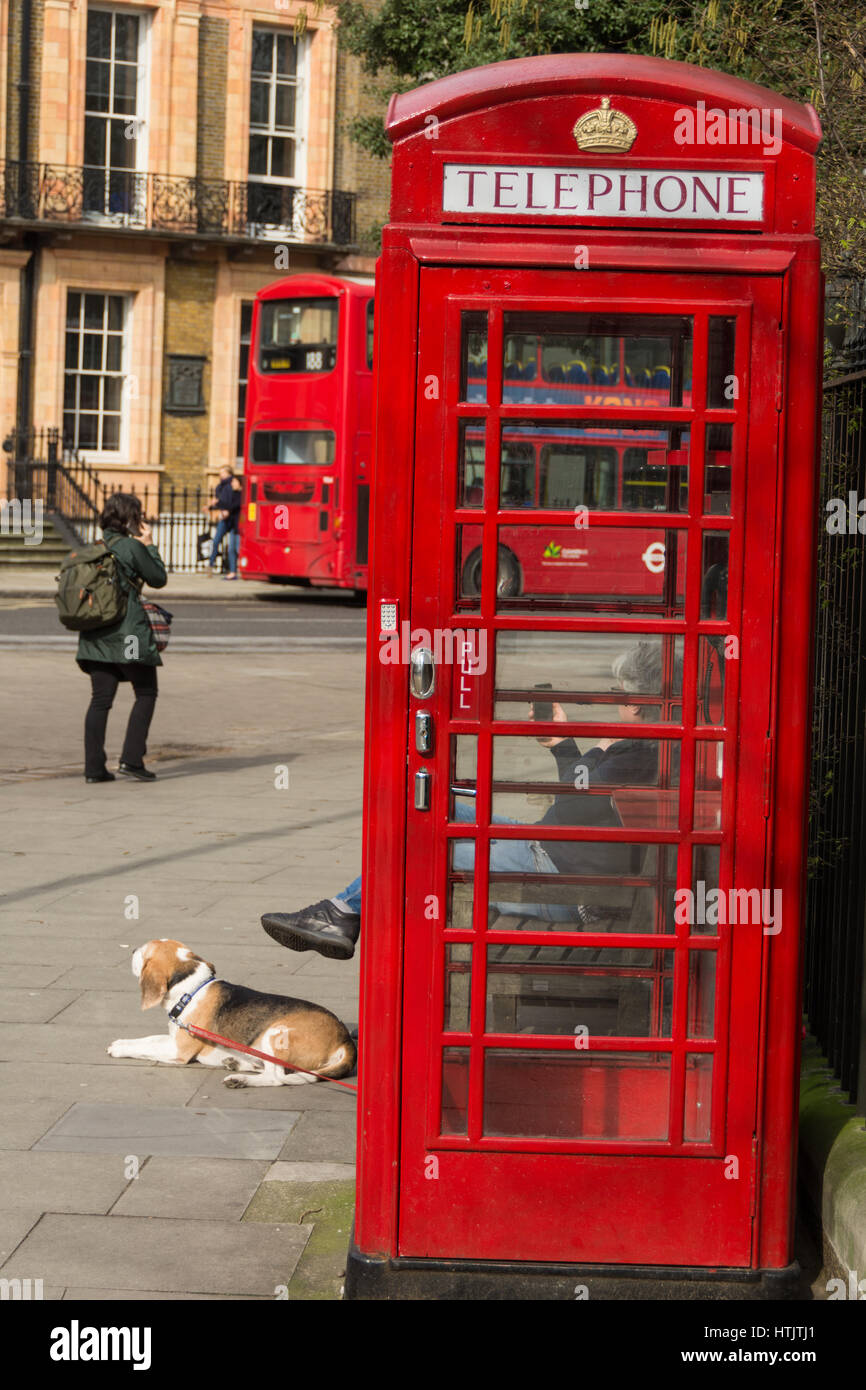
[{"left": 77, "top": 493, "right": 168, "bottom": 783}]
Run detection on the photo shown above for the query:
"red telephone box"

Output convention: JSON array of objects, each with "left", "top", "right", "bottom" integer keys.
[{"left": 348, "top": 54, "right": 822, "bottom": 1299}]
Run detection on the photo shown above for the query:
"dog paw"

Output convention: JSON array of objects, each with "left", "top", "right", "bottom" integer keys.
[
  {"left": 223, "top": 1074, "right": 247, "bottom": 1089},
  {"left": 107, "top": 1040, "right": 124, "bottom": 1057}
]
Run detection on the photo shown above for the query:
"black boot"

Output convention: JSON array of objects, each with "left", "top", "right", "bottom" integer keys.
[{"left": 261, "top": 899, "right": 360, "bottom": 960}]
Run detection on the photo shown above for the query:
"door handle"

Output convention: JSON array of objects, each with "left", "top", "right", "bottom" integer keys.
[
  {"left": 415, "top": 710, "right": 434, "bottom": 754},
  {"left": 414, "top": 769, "right": 432, "bottom": 811},
  {"left": 410, "top": 646, "right": 435, "bottom": 698}
]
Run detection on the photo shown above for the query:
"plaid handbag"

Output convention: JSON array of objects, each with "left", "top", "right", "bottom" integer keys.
[{"left": 141, "top": 600, "right": 173, "bottom": 653}]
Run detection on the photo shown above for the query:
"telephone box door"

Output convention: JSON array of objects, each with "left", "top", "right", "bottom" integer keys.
[{"left": 399, "top": 266, "right": 782, "bottom": 1266}]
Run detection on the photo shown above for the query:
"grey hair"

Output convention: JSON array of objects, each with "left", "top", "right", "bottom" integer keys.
[{"left": 612, "top": 642, "right": 681, "bottom": 720}]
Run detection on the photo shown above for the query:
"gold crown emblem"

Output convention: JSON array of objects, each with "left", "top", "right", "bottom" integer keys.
[{"left": 573, "top": 97, "right": 637, "bottom": 154}]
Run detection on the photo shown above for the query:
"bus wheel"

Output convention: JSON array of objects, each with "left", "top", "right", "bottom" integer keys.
[{"left": 461, "top": 546, "right": 521, "bottom": 598}]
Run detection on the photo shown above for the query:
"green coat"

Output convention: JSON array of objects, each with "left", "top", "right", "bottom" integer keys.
[{"left": 76, "top": 529, "right": 168, "bottom": 668}]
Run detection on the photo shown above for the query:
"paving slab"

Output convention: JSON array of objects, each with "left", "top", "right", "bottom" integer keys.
[
  {"left": 61, "top": 1287, "right": 267, "bottom": 1300},
  {"left": 0, "top": 1213, "right": 312, "bottom": 1297},
  {"left": 111, "top": 1156, "right": 270, "bottom": 1220},
  {"left": 0, "top": 1152, "right": 130, "bottom": 1214},
  {"left": 0, "top": 987, "right": 83, "bottom": 1023},
  {"left": 34, "top": 1102, "right": 301, "bottom": 1160},
  {"left": 278, "top": 1109, "right": 357, "bottom": 1162},
  {"left": 0, "top": 1210, "right": 44, "bottom": 1263},
  {"left": 0, "top": 1061, "right": 209, "bottom": 1106},
  {"left": 1, "top": 1099, "right": 75, "bottom": 1150},
  {"left": 265, "top": 1161, "right": 356, "bottom": 1182}
]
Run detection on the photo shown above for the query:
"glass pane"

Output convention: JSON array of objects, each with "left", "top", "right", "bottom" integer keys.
[
  {"left": 274, "top": 83, "right": 296, "bottom": 130},
  {"left": 77, "top": 414, "right": 98, "bottom": 447},
  {"left": 486, "top": 947, "right": 673, "bottom": 1037},
  {"left": 105, "top": 337, "right": 122, "bottom": 372},
  {"left": 83, "top": 295, "right": 104, "bottom": 330},
  {"left": 84, "top": 115, "right": 106, "bottom": 167},
  {"left": 85, "top": 59, "right": 110, "bottom": 112},
  {"left": 690, "top": 844, "right": 721, "bottom": 936},
  {"left": 458, "top": 421, "right": 485, "bottom": 507},
  {"left": 86, "top": 10, "right": 112, "bottom": 59},
  {"left": 684, "top": 1054, "right": 713, "bottom": 1142},
  {"left": 276, "top": 33, "right": 297, "bottom": 76},
  {"left": 497, "top": 422, "right": 689, "bottom": 513},
  {"left": 107, "top": 297, "right": 124, "bottom": 332},
  {"left": 101, "top": 414, "right": 121, "bottom": 450},
  {"left": 65, "top": 335, "right": 78, "bottom": 370},
  {"left": 249, "top": 80, "right": 269, "bottom": 128},
  {"left": 251, "top": 28, "right": 273, "bottom": 74},
  {"left": 688, "top": 952, "right": 716, "bottom": 1039},
  {"left": 251, "top": 429, "right": 335, "bottom": 465},
  {"left": 701, "top": 532, "right": 729, "bottom": 620},
  {"left": 82, "top": 334, "right": 102, "bottom": 371},
  {"left": 460, "top": 311, "right": 487, "bottom": 403},
  {"left": 63, "top": 375, "right": 77, "bottom": 409},
  {"left": 483, "top": 1051, "right": 671, "bottom": 1139},
  {"left": 113, "top": 14, "right": 140, "bottom": 62},
  {"left": 248, "top": 135, "right": 268, "bottom": 176},
  {"left": 502, "top": 312, "right": 693, "bottom": 406},
  {"left": 447, "top": 840, "right": 475, "bottom": 929},
  {"left": 456, "top": 525, "right": 481, "bottom": 610},
  {"left": 444, "top": 945, "right": 472, "bottom": 1032},
  {"left": 102, "top": 376, "right": 122, "bottom": 412},
  {"left": 269, "top": 137, "right": 294, "bottom": 180},
  {"left": 491, "top": 735, "right": 680, "bottom": 829},
  {"left": 112, "top": 63, "right": 137, "bottom": 115},
  {"left": 487, "top": 525, "right": 687, "bottom": 616},
  {"left": 66, "top": 292, "right": 81, "bottom": 327},
  {"left": 495, "top": 632, "right": 683, "bottom": 724},
  {"left": 705, "top": 424, "right": 732, "bottom": 515},
  {"left": 78, "top": 375, "right": 99, "bottom": 410},
  {"left": 110, "top": 120, "right": 135, "bottom": 170},
  {"left": 695, "top": 741, "right": 723, "bottom": 830},
  {"left": 488, "top": 842, "right": 677, "bottom": 933},
  {"left": 441, "top": 1049, "right": 469, "bottom": 1135},
  {"left": 697, "top": 636, "right": 726, "bottom": 727},
  {"left": 450, "top": 736, "right": 477, "bottom": 823},
  {"left": 707, "top": 317, "right": 737, "bottom": 408}
]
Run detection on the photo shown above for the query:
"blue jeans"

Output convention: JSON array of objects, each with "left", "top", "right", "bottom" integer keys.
[
  {"left": 209, "top": 518, "right": 229, "bottom": 567},
  {"left": 226, "top": 527, "right": 239, "bottom": 574},
  {"left": 335, "top": 801, "right": 576, "bottom": 922}
]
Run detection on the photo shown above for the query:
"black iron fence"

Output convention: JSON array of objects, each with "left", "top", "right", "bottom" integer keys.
[
  {"left": 3, "top": 430, "right": 224, "bottom": 573},
  {"left": 806, "top": 366, "right": 866, "bottom": 1114},
  {"left": 0, "top": 161, "right": 357, "bottom": 246}
]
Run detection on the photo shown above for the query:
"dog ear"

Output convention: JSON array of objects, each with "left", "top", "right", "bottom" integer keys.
[{"left": 140, "top": 956, "right": 168, "bottom": 1010}]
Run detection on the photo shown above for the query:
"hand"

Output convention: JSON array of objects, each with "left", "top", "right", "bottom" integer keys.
[
  {"left": 135, "top": 522, "right": 154, "bottom": 547},
  {"left": 219, "top": 510, "right": 229, "bottom": 520},
  {"left": 532, "top": 700, "right": 568, "bottom": 747}
]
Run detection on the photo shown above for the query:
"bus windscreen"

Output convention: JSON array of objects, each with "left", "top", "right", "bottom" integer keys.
[
  {"left": 251, "top": 428, "right": 336, "bottom": 464},
  {"left": 259, "top": 297, "right": 339, "bottom": 374}
]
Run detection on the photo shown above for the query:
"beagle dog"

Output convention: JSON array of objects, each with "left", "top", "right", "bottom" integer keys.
[{"left": 107, "top": 938, "right": 356, "bottom": 1087}]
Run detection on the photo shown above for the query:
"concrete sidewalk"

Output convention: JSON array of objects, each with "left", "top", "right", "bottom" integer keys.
[
  {"left": 0, "top": 567, "right": 337, "bottom": 601},
  {"left": 0, "top": 647, "right": 364, "bottom": 1300}
]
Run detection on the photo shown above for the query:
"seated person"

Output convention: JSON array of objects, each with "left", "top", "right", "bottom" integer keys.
[{"left": 262, "top": 643, "right": 668, "bottom": 960}]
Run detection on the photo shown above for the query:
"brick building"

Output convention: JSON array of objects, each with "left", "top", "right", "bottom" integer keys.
[{"left": 0, "top": 0, "right": 389, "bottom": 499}]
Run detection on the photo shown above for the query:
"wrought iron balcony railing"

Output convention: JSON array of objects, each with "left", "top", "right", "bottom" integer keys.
[{"left": 0, "top": 161, "right": 357, "bottom": 246}]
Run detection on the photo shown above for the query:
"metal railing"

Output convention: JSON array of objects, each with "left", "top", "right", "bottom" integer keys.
[
  {"left": 3, "top": 432, "right": 223, "bottom": 573},
  {"left": 806, "top": 366, "right": 866, "bottom": 1114},
  {"left": 0, "top": 161, "right": 357, "bottom": 246}
]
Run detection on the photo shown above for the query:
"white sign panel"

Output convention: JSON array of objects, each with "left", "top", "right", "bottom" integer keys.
[{"left": 443, "top": 165, "right": 764, "bottom": 222}]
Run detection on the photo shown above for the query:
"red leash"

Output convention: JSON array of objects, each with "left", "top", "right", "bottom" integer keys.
[{"left": 186, "top": 1022, "right": 358, "bottom": 1093}]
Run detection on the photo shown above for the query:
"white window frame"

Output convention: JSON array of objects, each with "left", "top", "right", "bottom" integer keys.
[
  {"left": 247, "top": 26, "right": 309, "bottom": 236},
  {"left": 83, "top": 5, "right": 151, "bottom": 226},
  {"left": 63, "top": 290, "right": 133, "bottom": 461}
]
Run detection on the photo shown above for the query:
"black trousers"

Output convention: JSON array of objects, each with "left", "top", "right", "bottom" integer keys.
[{"left": 83, "top": 662, "right": 158, "bottom": 777}]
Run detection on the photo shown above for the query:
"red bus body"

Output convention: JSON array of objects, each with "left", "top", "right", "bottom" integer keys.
[
  {"left": 239, "top": 273, "right": 374, "bottom": 590},
  {"left": 348, "top": 54, "right": 823, "bottom": 1300}
]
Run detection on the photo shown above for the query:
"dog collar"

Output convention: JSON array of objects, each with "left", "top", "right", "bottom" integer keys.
[{"left": 168, "top": 976, "right": 221, "bottom": 1022}]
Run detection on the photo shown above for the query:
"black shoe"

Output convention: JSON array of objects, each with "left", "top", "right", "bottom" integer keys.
[
  {"left": 85, "top": 771, "right": 116, "bottom": 783},
  {"left": 261, "top": 899, "right": 360, "bottom": 960},
  {"left": 118, "top": 762, "right": 157, "bottom": 781}
]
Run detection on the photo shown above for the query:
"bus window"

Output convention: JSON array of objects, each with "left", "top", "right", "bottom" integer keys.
[
  {"left": 259, "top": 297, "right": 338, "bottom": 373},
  {"left": 504, "top": 314, "right": 693, "bottom": 402},
  {"left": 366, "top": 299, "right": 374, "bottom": 370},
  {"left": 503, "top": 334, "right": 537, "bottom": 382},
  {"left": 251, "top": 428, "right": 336, "bottom": 465},
  {"left": 500, "top": 443, "right": 535, "bottom": 507},
  {"left": 622, "top": 446, "right": 688, "bottom": 511},
  {"left": 539, "top": 445, "right": 616, "bottom": 510}
]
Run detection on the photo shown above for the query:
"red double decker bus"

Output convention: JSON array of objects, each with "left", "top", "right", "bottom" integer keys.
[{"left": 239, "top": 273, "right": 374, "bottom": 592}]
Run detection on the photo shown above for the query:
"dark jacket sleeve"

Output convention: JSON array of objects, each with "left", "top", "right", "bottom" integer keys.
[
  {"left": 113, "top": 534, "right": 168, "bottom": 590},
  {"left": 550, "top": 738, "right": 605, "bottom": 786}
]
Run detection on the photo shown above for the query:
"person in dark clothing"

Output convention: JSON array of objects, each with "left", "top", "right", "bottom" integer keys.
[
  {"left": 206, "top": 466, "right": 242, "bottom": 579},
  {"left": 261, "top": 642, "right": 672, "bottom": 959},
  {"left": 77, "top": 493, "right": 168, "bottom": 783}
]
